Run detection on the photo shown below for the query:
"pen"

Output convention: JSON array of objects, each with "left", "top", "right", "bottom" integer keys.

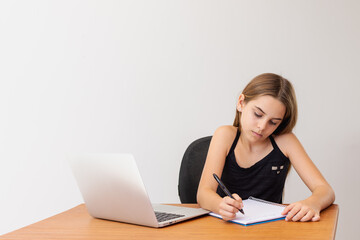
[{"left": 213, "top": 173, "right": 245, "bottom": 215}]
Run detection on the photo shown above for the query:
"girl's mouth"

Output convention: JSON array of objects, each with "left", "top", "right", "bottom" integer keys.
[{"left": 252, "top": 131, "right": 263, "bottom": 138}]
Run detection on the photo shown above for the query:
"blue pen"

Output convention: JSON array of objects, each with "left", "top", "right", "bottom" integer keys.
[{"left": 213, "top": 173, "right": 245, "bottom": 215}]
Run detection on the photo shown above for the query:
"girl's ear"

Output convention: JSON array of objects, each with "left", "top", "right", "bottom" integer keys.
[{"left": 237, "top": 94, "right": 245, "bottom": 112}]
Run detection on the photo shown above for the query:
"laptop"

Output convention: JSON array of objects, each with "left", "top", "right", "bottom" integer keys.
[{"left": 69, "top": 153, "right": 210, "bottom": 227}]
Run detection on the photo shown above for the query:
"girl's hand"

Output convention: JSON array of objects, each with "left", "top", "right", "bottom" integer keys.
[
  {"left": 282, "top": 199, "right": 321, "bottom": 222},
  {"left": 218, "top": 194, "right": 243, "bottom": 221}
]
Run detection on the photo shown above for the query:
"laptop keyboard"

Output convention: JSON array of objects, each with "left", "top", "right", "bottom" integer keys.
[{"left": 155, "top": 211, "right": 185, "bottom": 223}]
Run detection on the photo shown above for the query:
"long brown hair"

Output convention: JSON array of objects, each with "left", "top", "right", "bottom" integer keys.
[{"left": 233, "top": 73, "right": 298, "bottom": 135}]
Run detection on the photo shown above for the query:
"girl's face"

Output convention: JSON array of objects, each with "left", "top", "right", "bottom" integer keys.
[{"left": 238, "top": 95, "right": 286, "bottom": 142}]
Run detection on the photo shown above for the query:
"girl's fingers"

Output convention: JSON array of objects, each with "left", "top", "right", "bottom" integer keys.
[
  {"left": 232, "top": 194, "right": 244, "bottom": 209},
  {"left": 219, "top": 208, "right": 236, "bottom": 220},
  {"left": 285, "top": 204, "right": 301, "bottom": 221},
  {"left": 219, "top": 196, "right": 242, "bottom": 220},
  {"left": 311, "top": 213, "right": 321, "bottom": 222},
  {"left": 284, "top": 202, "right": 321, "bottom": 222},
  {"left": 282, "top": 203, "right": 294, "bottom": 215},
  {"left": 224, "top": 196, "right": 242, "bottom": 212},
  {"left": 299, "top": 210, "right": 315, "bottom": 222},
  {"left": 220, "top": 198, "right": 238, "bottom": 213}
]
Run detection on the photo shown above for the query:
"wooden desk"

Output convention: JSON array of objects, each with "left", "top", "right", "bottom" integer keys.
[{"left": 0, "top": 204, "right": 338, "bottom": 240}]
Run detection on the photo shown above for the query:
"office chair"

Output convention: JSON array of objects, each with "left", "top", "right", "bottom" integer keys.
[{"left": 178, "top": 136, "right": 212, "bottom": 203}]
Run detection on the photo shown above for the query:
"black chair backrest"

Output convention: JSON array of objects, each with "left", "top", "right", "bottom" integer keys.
[{"left": 178, "top": 136, "right": 212, "bottom": 203}]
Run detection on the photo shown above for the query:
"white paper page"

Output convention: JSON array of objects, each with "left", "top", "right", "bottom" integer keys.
[{"left": 210, "top": 197, "right": 286, "bottom": 225}]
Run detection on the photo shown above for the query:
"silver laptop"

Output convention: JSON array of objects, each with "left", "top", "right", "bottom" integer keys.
[{"left": 69, "top": 153, "right": 209, "bottom": 227}]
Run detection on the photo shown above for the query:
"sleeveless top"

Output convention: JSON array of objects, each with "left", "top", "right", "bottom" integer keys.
[{"left": 217, "top": 130, "right": 290, "bottom": 203}]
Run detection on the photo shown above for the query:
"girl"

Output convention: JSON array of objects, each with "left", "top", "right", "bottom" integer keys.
[{"left": 197, "top": 73, "right": 335, "bottom": 222}]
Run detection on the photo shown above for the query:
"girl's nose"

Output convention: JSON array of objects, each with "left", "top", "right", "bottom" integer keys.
[{"left": 258, "top": 119, "right": 267, "bottom": 131}]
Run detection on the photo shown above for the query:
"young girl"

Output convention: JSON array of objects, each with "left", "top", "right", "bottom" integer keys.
[{"left": 197, "top": 73, "right": 335, "bottom": 222}]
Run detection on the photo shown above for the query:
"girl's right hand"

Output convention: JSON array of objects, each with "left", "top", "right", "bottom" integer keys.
[{"left": 218, "top": 193, "right": 243, "bottom": 221}]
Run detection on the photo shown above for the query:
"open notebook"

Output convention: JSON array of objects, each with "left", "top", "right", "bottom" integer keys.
[{"left": 209, "top": 197, "right": 286, "bottom": 226}]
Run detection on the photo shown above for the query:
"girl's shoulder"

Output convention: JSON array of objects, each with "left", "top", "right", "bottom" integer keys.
[
  {"left": 213, "top": 125, "right": 238, "bottom": 139},
  {"left": 212, "top": 125, "right": 238, "bottom": 150},
  {"left": 273, "top": 132, "right": 301, "bottom": 157}
]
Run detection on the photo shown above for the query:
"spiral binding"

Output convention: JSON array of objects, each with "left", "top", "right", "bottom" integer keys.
[{"left": 248, "top": 196, "right": 286, "bottom": 207}]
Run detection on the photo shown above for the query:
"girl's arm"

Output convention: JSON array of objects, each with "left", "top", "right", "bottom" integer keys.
[
  {"left": 277, "top": 133, "right": 335, "bottom": 222},
  {"left": 196, "top": 126, "right": 243, "bottom": 221}
]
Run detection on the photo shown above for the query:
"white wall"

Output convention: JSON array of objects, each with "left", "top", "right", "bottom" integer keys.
[{"left": 0, "top": 0, "right": 359, "bottom": 239}]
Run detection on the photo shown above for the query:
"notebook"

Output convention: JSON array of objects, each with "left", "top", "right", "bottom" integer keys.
[
  {"left": 69, "top": 153, "right": 210, "bottom": 228},
  {"left": 209, "top": 196, "right": 286, "bottom": 226}
]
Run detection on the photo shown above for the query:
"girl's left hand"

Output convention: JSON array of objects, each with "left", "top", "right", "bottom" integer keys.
[{"left": 282, "top": 199, "right": 321, "bottom": 222}]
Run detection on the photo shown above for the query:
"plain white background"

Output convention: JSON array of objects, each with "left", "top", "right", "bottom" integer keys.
[{"left": 0, "top": 0, "right": 359, "bottom": 239}]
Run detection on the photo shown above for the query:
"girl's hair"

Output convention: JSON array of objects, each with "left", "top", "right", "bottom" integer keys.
[{"left": 233, "top": 73, "right": 298, "bottom": 135}]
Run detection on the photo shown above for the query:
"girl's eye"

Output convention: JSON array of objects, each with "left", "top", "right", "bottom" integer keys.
[
  {"left": 254, "top": 112, "right": 262, "bottom": 118},
  {"left": 254, "top": 111, "right": 278, "bottom": 126}
]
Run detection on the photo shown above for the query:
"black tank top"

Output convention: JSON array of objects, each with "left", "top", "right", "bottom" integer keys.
[{"left": 217, "top": 130, "right": 290, "bottom": 203}]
